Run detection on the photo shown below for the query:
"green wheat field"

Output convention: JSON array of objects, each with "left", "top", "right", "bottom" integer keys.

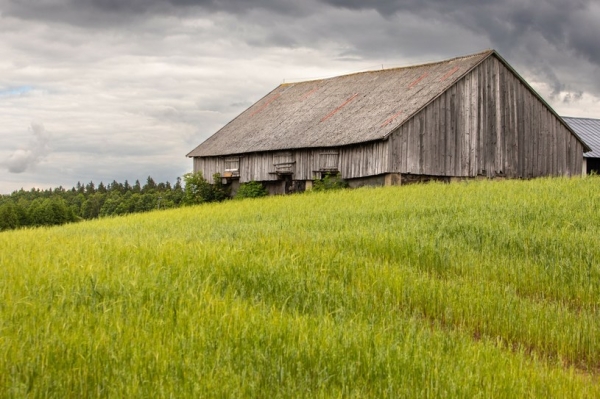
[{"left": 1, "top": 177, "right": 599, "bottom": 397}]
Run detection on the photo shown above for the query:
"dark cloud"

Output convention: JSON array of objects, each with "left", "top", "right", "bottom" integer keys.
[
  {"left": 319, "top": 0, "right": 597, "bottom": 58},
  {"left": 78, "top": 0, "right": 301, "bottom": 14},
  {"left": 0, "top": 0, "right": 311, "bottom": 27},
  {"left": 4, "top": 0, "right": 597, "bottom": 68},
  {"left": 2, "top": 0, "right": 597, "bottom": 97},
  {"left": 316, "top": 0, "right": 600, "bottom": 94}
]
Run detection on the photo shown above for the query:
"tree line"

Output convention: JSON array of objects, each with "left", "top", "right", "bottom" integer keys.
[
  {"left": 0, "top": 171, "right": 347, "bottom": 232},
  {"left": 0, "top": 175, "right": 190, "bottom": 231}
]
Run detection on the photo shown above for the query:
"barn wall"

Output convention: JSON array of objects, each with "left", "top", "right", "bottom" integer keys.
[
  {"left": 292, "top": 149, "right": 318, "bottom": 181},
  {"left": 390, "top": 55, "right": 584, "bottom": 177},
  {"left": 240, "top": 153, "right": 279, "bottom": 182},
  {"left": 340, "top": 141, "right": 390, "bottom": 179},
  {"left": 390, "top": 63, "right": 480, "bottom": 177},
  {"left": 193, "top": 157, "right": 224, "bottom": 180},
  {"left": 193, "top": 141, "right": 390, "bottom": 184}
]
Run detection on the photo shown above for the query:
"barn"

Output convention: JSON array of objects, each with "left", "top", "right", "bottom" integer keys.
[
  {"left": 187, "top": 50, "right": 590, "bottom": 195},
  {"left": 562, "top": 117, "right": 600, "bottom": 174}
]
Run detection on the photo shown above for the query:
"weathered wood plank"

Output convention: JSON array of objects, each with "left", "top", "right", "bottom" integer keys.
[
  {"left": 494, "top": 58, "right": 503, "bottom": 175},
  {"left": 470, "top": 68, "right": 479, "bottom": 176},
  {"left": 453, "top": 80, "right": 462, "bottom": 176}
]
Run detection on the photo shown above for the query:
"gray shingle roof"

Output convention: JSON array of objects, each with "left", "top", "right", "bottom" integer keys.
[
  {"left": 188, "top": 50, "right": 494, "bottom": 157},
  {"left": 563, "top": 117, "right": 600, "bottom": 158}
]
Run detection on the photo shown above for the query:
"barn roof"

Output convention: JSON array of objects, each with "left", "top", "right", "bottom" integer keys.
[
  {"left": 188, "top": 50, "right": 589, "bottom": 157},
  {"left": 563, "top": 117, "right": 600, "bottom": 158}
]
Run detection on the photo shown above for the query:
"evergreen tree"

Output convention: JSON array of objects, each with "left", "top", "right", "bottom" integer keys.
[
  {"left": 143, "top": 176, "right": 156, "bottom": 193},
  {"left": 174, "top": 177, "right": 182, "bottom": 192},
  {"left": 86, "top": 181, "right": 96, "bottom": 195},
  {"left": 172, "top": 177, "right": 184, "bottom": 205},
  {"left": 109, "top": 180, "right": 123, "bottom": 193}
]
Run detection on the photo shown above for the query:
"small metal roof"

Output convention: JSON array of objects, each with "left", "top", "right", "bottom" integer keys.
[{"left": 563, "top": 117, "right": 600, "bottom": 158}]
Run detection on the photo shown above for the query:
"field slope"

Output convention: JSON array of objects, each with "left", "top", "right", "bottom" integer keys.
[{"left": 1, "top": 177, "right": 600, "bottom": 397}]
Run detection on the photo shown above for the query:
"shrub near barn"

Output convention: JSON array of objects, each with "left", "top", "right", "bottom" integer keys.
[
  {"left": 182, "top": 172, "right": 229, "bottom": 204},
  {"left": 235, "top": 181, "right": 268, "bottom": 199}
]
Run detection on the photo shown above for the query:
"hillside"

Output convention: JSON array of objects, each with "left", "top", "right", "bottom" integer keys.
[{"left": 1, "top": 177, "right": 599, "bottom": 397}]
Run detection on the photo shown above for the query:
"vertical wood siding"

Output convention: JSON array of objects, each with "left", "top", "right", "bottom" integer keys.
[
  {"left": 240, "top": 153, "right": 279, "bottom": 183},
  {"left": 320, "top": 152, "right": 340, "bottom": 170},
  {"left": 193, "top": 157, "right": 224, "bottom": 180},
  {"left": 390, "top": 55, "right": 583, "bottom": 177},
  {"left": 194, "top": 141, "right": 391, "bottom": 183},
  {"left": 339, "top": 141, "right": 389, "bottom": 179}
]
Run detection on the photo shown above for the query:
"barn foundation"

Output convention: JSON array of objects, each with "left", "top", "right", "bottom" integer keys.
[
  {"left": 384, "top": 173, "right": 402, "bottom": 186},
  {"left": 347, "top": 175, "right": 386, "bottom": 188}
]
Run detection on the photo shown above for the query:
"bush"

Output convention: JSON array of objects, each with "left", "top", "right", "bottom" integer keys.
[
  {"left": 183, "top": 172, "right": 230, "bottom": 205},
  {"left": 313, "top": 173, "right": 348, "bottom": 192},
  {"left": 235, "top": 181, "right": 268, "bottom": 199},
  {"left": 211, "top": 173, "right": 230, "bottom": 202}
]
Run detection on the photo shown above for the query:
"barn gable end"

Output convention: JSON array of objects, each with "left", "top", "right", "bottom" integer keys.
[{"left": 389, "top": 54, "right": 585, "bottom": 178}]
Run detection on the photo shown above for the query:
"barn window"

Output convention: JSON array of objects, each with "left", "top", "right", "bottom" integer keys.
[
  {"left": 224, "top": 157, "right": 240, "bottom": 177},
  {"left": 319, "top": 151, "right": 339, "bottom": 171},
  {"left": 273, "top": 151, "right": 295, "bottom": 175}
]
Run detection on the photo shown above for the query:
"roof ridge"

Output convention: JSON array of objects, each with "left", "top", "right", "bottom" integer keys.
[{"left": 281, "top": 49, "right": 495, "bottom": 85}]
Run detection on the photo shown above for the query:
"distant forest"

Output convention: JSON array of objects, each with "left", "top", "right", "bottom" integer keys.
[
  {"left": 0, "top": 170, "right": 317, "bottom": 232},
  {"left": 0, "top": 176, "right": 187, "bottom": 231}
]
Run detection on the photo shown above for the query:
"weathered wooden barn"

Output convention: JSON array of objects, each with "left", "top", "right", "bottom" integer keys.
[
  {"left": 563, "top": 117, "right": 600, "bottom": 174},
  {"left": 187, "top": 50, "right": 590, "bottom": 195}
]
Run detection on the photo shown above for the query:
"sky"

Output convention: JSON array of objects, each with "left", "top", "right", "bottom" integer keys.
[{"left": 1, "top": 0, "right": 599, "bottom": 194}]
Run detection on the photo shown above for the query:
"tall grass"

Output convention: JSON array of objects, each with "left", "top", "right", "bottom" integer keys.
[{"left": 1, "top": 176, "right": 599, "bottom": 397}]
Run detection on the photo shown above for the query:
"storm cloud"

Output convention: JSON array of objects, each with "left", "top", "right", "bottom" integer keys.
[{"left": 0, "top": 0, "right": 598, "bottom": 193}]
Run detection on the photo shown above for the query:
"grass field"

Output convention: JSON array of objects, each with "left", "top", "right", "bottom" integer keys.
[{"left": 1, "top": 176, "right": 599, "bottom": 397}]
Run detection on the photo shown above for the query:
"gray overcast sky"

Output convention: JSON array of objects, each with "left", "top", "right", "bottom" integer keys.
[{"left": 1, "top": 0, "right": 599, "bottom": 193}]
